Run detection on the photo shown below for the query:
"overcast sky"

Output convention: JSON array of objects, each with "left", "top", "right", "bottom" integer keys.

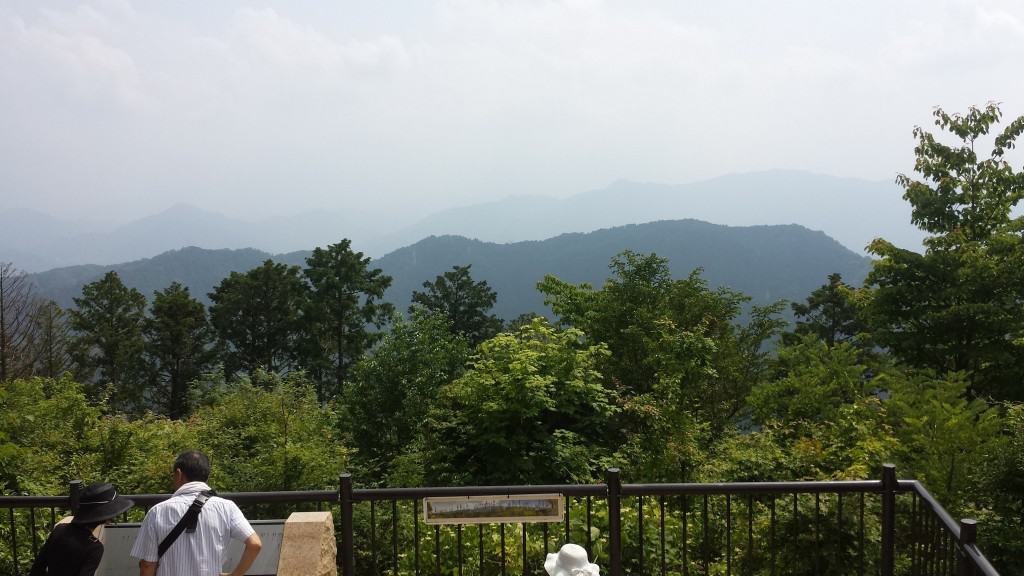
[{"left": 2, "top": 0, "right": 1022, "bottom": 224}]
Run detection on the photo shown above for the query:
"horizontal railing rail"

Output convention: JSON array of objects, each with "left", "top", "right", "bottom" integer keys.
[{"left": 1, "top": 465, "right": 1000, "bottom": 576}]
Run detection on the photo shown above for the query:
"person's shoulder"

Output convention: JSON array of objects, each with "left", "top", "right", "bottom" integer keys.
[
  {"left": 146, "top": 493, "right": 187, "bottom": 513},
  {"left": 208, "top": 494, "right": 240, "bottom": 509}
]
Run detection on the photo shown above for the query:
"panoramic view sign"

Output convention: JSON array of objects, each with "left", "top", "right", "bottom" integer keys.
[{"left": 423, "top": 494, "right": 564, "bottom": 525}]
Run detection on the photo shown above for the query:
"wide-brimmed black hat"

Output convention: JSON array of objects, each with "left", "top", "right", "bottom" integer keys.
[{"left": 72, "top": 483, "right": 134, "bottom": 525}]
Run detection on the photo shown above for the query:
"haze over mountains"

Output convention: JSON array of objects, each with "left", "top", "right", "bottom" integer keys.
[
  {"left": 2, "top": 171, "right": 923, "bottom": 272},
  {"left": 29, "top": 219, "right": 871, "bottom": 322}
]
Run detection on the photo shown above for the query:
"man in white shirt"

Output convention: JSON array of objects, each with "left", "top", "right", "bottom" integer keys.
[{"left": 130, "top": 451, "right": 262, "bottom": 576}]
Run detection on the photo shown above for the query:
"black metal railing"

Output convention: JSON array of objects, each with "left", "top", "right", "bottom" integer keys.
[{"left": 0, "top": 465, "right": 1000, "bottom": 575}]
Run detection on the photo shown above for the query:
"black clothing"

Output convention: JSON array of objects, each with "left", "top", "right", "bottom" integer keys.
[{"left": 29, "top": 523, "right": 103, "bottom": 576}]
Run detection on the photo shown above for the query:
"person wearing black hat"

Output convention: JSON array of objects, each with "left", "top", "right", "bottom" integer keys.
[{"left": 30, "top": 483, "right": 134, "bottom": 576}]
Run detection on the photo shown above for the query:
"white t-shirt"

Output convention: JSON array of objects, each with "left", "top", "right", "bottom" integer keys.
[{"left": 130, "top": 481, "right": 255, "bottom": 576}]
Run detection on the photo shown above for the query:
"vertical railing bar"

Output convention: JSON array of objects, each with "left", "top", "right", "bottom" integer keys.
[
  {"left": 340, "top": 474, "right": 354, "bottom": 576},
  {"left": 948, "top": 524, "right": 955, "bottom": 576},
  {"left": 924, "top": 507, "right": 931, "bottom": 575},
  {"left": 702, "top": 494, "right": 709, "bottom": 575},
  {"left": 479, "top": 524, "right": 484, "bottom": 576},
  {"left": 501, "top": 523, "right": 507, "bottom": 576},
  {"left": 586, "top": 496, "right": 593, "bottom": 559},
  {"left": 726, "top": 493, "right": 732, "bottom": 576},
  {"left": 881, "top": 464, "right": 897, "bottom": 576},
  {"left": 29, "top": 506, "right": 38, "bottom": 557},
  {"left": 814, "top": 492, "right": 821, "bottom": 575},
  {"left": 414, "top": 499, "right": 421, "bottom": 576},
  {"left": 457, "top": 524, "right": 463, "bottom": 576},
  {"left": 9, "top": 506, "right": 18, "bottom": 576},
  {"left": 770, "top": 495, "right": 776, "bottom": 576},
  {"left": 543, "top": 522, "right": 549, "bottom": 557},
  {"left": 639, "top": 495, "right": 645, "bottom": 576},
  {"left": 858, "top": 492, "right": 865, "bottom": 576},
  {"left": 564, "top": 496, "right": 571, "bottom": 545},
  {"left": 682, "top": 495, "right": 688, "bottom": 576},
  {"left": 910, "top": 492, "right": 918, "bottom": 576},
  {"left": 838, "top": 493, "right": 844, "bottom": 563},
  {"left": 393, "top": 500, "right": 399, "bottom": 576},
  {"left": 69, "top": 481, "right": 82, "bottom": 516},
  {"left": 746, "top": 495, "right": 753, "bottom": 576},
  {"left": 792, "top": 492, "right": 798, "bottom": 565},
  {"left": 49, "top": 507, "right": 55, "bottom": 529},
  {"left": 521, "top": 524, "right": 527, "bottom": 576},
  {"left": 660, "top": 495, "right": 666, "bottom": 576},
  {"left": 946, "top": 528, "right": 953, "bottom": 576},
  {"left": 371, "top": 500, "right": 378, "bottom": 576},
  {"left": 434, "top": 525, "right": 441, "bottom": 576},
  {"left": 942, "top": 524, "right": 950, "bottom": 573},
  {"left": 959, "top": 519, "right": 977, "bottom": 576},
  {"left": 607, "top": 468, "right": 622, "bottom": 576}
]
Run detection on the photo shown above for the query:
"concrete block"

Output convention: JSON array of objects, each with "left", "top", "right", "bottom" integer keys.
[{"left": 277, "top": 511, "right": 337, "bottom": 576}]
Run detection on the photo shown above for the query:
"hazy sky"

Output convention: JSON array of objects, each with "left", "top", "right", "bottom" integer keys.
[{"left": 2, "top": 0, "right": 1022, "bottom": 223}]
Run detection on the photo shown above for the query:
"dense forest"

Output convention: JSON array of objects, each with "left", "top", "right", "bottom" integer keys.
[{"left": 1, "top": 105, "right": 1023, "bottom": 574}]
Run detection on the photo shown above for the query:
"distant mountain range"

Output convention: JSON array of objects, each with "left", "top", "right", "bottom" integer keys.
[
  {"left": 0, "top": 204, "right": 375, "bottom": 272},
  {"left": 2, "top": 171, "right": 923, "bottom": 272},
  {"left": 30, "top": 219, "right": 872, "bottom": 321},
  {"left": 373, "top": 170, "right": 925, "bottom": 258}
]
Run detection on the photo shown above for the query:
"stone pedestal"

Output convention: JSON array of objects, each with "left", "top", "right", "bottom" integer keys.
[{"left": 277, "top": 511, "right": 337, "bottom": 576}]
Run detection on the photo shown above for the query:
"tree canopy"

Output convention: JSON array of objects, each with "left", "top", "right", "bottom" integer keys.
[
  {"left": 303, "top": 240, "right": 393, "bottom": 401},
  {"left": 69, "top": 271, "right": 147, "bottom": 412},
  {"left": 867, "top": 103, "right": 1024, "bottom": 400},
  {"left": 208, "top": 260, "right": 308, "bottom": 377},
  {"left": 410, "top": 264, "right": 503, "bottom": 347}
]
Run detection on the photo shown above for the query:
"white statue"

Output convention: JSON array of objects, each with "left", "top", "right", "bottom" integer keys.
[{"left": 544, "top": 543, "right": 600, "bottom": 576}]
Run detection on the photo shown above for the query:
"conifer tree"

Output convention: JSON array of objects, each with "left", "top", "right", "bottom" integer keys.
[{"left": 69, "top": 271, "right": 147, "bottom": 411}]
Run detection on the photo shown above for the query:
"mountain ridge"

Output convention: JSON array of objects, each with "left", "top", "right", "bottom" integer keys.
[
  {"left": 3, "top": 171, "right": 922, "bottom": 271},
  {"left": 30, "top": 219, "right": 872, "bottom": 322}
]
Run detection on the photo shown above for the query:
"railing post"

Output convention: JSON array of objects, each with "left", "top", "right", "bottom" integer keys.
[
  {"left": 340, "top": 473, "right": 354, "bottom": 576},
  {"left": 958, "top": 519, "right": 977, "bottom": 576},
  {"left": 606, "top": 468, "right": 622, "bottom": 576},
  {"left": 881, "top": 464, "right": 896, "bottom": 576},
  {"left": 68, "top": 480, "right": 83, "bottom": 516}
]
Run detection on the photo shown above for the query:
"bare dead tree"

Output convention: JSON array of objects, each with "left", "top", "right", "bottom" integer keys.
[{"left": 0, "top": 262, "right": 40, "bottom": 381}]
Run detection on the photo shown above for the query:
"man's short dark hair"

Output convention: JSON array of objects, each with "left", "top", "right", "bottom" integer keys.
[{"left": 174, "top": 451, "right": 211, "bottom": 482}]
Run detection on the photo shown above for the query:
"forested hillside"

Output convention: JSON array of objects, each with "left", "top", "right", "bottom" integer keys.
[
  {"left": 2, "top": 105, "right": 1023, "bottom": 574},
  {"left": 29, "top": 220, "right": 870, "bottom": 320}
]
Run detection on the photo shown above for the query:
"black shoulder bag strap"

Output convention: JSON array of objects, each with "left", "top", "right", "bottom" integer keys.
[{"left": 157, "top": 490, "right": 216, "bottom": 559}]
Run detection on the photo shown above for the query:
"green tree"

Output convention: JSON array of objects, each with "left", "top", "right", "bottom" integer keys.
[
  {"left": 144, "top": 282, "right": 217, "bottom": 419},
  {"left": 883, "top": 370, "right": 1002, "bottom": 508},
  {"left": 866, "top": 103, "right": 1024, "bottom": 399},
  {"left": 69, "top": 271, "right": 147, "bottom": 412},
  {"left": 974, "top": 403, "right": 1024, "bottom": 572},
  {"left": 303, "top": 240, "right": 393, "bottom": 401},
  {"left": 410, "top": 265, "right": 503, "bottom": 346},
  {"left": 422, "top": 319, "right": 615, "bottom": 485},
  {"left": 749, "top": 335, "right": 869, "bottom": 429},
  {"left": 189, "top": 370, "right": 348, "bottom": 492},
  {"left": 208, "top": 260, "right": 309, "bottom": 377},
  {"left": 539, "top": 251, "right": 784, "bottom": 438},
  {"left": 28, "top": 301, "right": 74, "bottom": 378},
  {"left": 0, "top": 262, "right": 38, "bottom": 382},
  {"left": 784, "top": 273, "right": 870, "bottom": 348},
  {"left": 0, "top": 375, "right": 105, "bottom": 495},
  {"left": 347, "top": 310, "right": 470, "bottom": 484}
]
